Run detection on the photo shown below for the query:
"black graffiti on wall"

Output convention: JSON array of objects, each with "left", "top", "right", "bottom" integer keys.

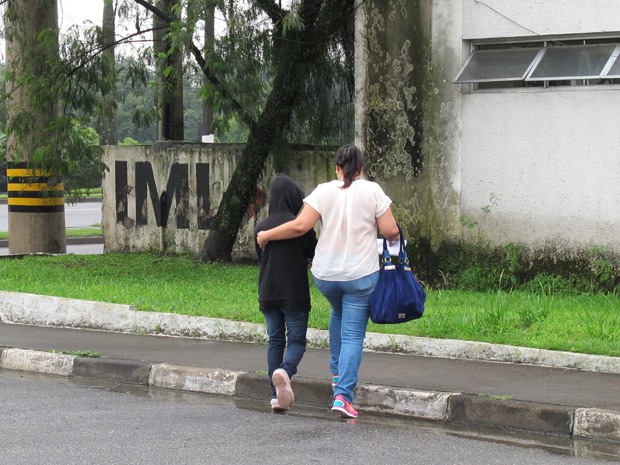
[{"left": 115, "top": 161, "right": 212, "bottom": 229}]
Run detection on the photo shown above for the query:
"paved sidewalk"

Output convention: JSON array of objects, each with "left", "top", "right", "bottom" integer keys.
[{"left": 1, "top": 290, "right": 620, "bottom": 443}]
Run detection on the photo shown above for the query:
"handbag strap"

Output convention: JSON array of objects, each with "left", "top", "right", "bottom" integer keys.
[
  {"left": 396, "top": 224, "right": 411, "bottom": 271},
  {"left": 380, "top": 234, "right": 395, "bottom": 271},
  {"left": 381, "top": 223, "right": 409, "bottom": 271}
]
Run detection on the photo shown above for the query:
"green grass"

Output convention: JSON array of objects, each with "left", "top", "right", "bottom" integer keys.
[
  {"left": 0, "top": 253, "right": 619, "bottom": 357},
  {"left": 0, "top": 187, "right": 102, "bottom": 201},
  {"left": 0, "top": 227, "right": 102, "bottom": 240}
]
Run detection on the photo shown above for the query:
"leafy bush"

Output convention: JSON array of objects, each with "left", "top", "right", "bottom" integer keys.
[
  {"left": 62, "top": 120, "right": 103, "bottom": 194},
  {"left": 413, "top": 238, "right": 619, "bottom": 296}
]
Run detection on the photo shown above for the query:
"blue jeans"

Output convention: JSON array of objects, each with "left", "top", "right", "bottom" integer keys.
[
  {"left": 313, "top": 272, "right": 379, "bottom": 403},
  {"left": 262, "top": 308, "right": 308, "bottom": 399}
]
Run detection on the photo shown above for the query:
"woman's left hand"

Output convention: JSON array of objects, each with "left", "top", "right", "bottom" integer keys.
[{"left": 256, "top": 231, "right": 268, "bottom": 250}]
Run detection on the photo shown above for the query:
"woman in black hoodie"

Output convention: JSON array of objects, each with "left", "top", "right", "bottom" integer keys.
[{"left": 255, "top": 175, "right": 317, "bottom": 411}]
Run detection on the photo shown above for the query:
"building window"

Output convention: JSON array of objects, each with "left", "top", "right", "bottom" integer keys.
[{"left": 454, "top": 39, "right": 620, "bottom": 89}]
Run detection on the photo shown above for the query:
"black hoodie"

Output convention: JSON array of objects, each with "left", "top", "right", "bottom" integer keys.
[{"left": 255, "top": 175, "right": 318, "bottom": 312}]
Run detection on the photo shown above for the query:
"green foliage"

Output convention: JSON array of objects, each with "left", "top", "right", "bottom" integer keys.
[
  {"left": 213, "top": 115, "right": 250, "bottom": 143},
  {"left": 2, "top": 4, "right": 108, "bottom": 188},
  {"left": 282, "top": 12, "right": 305, "bottom": 36},
  {"left": 502, "top": 242, "right": 522, "bottom": 289},
  {"left": 416, "top": 238, "right": 619, "bottom": 295},
  {"left": 112, "top": 56, "right": 156, "bottom": 143},
  {"left": 459, "top": 213, "right": 478, "bottom": 231},
  {"left": 62, "top": 120, "right": 103, "bottom": 193},
  {"left": 436, "top": 191, "right": 619, "bottom": 294},
  {"left": 588, "top": 244, "right": 613, "bottom": 291},
  {"left": 523, "top": 273, "right": 576, "bottom": 295},
  {"left": 50, "top": 349, "right": 100, "bottom": 358},
  {"left": 460, "top": 193, "right": 499, "bottom": 241},
  {"left": 120, "top": 136, "right": 140, "bottom": 146},
  {"left": 0, "top": 227, "right": 102, "bottom": 240}
]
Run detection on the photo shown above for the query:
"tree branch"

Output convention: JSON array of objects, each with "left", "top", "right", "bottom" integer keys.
[{"left": 252, "top": 0, "right": 286, "bottom": 25}]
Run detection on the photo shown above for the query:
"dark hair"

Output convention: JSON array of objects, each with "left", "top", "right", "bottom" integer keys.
[{"left": 335, "top": 144, "right": 364, "bottom": 188}]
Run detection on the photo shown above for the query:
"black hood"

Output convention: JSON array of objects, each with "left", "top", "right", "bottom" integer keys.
[{"left": 267, "top": 174, "right": 305, "bottom": 217}]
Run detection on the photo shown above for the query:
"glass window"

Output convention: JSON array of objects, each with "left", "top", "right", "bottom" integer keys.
[
  {"left": 526, "top": 44, "right": 617, "bottom": 81},
  {"left": 454, "top": 48, "right": 542, "bottom": 83},
  {"left": 602, "top": 46, "right": 620, "bottom": 78}
]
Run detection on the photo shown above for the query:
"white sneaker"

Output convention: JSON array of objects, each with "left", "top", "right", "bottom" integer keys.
[{"left": 272, "top": 368, "right": 294, "bottom": 410}]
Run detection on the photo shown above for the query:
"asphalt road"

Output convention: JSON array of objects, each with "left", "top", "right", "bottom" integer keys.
[
  {"left": 1, "top": 370, "right": 616, "bottom": 465},
  {"left": 0, "top": 201, "right": 104, "bottom": 255},
  {"left": 0, "top": 201, "right": 102, "bottom": 231}
]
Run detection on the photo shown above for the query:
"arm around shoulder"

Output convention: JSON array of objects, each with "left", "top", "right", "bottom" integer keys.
[{"left": 257, "top": 204, "right": 320, "bottom": 249}]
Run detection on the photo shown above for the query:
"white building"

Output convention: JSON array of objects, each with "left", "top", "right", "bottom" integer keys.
[{"left": 356, "top": 0, "right": 620, "bottom": 258}]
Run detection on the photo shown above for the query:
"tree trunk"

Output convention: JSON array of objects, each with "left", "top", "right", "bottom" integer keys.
[
  {"left": 197, "top": 4, "right": 323, "bottom": 262},
  {"left": 154, "top": 0, "right": 184, "bottom": 141},
  {"left": 98, "top": 0, "right": 118, "bottom": 146},
  {"left": 196, "top": 61, "right": 300, "bottom": 261},
  {"left": 5, "top": 0, "right": 66, "bottom": 254},
  {"left": 202, "top": 1, "right": 215, "bottom": 137},
  {"left": 134, "top": 0, "right": 331, "bottom": 262}
]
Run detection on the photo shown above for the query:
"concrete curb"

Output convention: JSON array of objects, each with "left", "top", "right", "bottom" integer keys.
[
  {"left": 2, "top": 290, "right": 620, "bottom": 374},
  {"left": 1, "top": 346, "right": 619, "bottom": 441}
]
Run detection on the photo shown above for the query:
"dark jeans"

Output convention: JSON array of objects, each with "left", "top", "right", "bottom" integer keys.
[{"left": 262, "top": 308, "right": 308, "bottom": 399}]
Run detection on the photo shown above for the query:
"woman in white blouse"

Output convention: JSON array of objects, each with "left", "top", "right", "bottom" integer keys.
[{"left": 257, "top": 144, "right": 399, "bottom": 419}]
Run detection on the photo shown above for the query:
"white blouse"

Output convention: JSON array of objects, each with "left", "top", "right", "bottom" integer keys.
[{"left": 304, "top": 179, "right": 392, "bottom": 281}]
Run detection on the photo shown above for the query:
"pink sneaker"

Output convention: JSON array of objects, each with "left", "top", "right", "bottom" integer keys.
[
  {"left": 331, "top": 374, "right": 339, "bottom": 388},
  {"left": 331, "top": 395, "right": 358, "bottom": 418},
  {"left": 272, "top": 368, "right": 294, "bottom": 410}
]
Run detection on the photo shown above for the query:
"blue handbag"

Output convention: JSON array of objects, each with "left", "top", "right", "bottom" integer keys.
[{"left": 369, "top": 224, "right": 426, "bottom": 324}]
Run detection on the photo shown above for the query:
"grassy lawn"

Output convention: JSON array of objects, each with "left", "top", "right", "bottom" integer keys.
[
  {"left": 0, "top": 187, "right": 102, "bottom": 201},
  {"left": 0, "top": 227, "right": 102, "bottom": 240},
  {"left": 1, "top": 253, "right": 619, "bottom": 357}
]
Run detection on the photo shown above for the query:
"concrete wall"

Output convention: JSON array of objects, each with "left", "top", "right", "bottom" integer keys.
[
  {"left": 102, "top": 144, "right": 333, "bottom": 260},
  {"left": 462, "top": 0, "right": 620, "bottom": 39},
  {"left": 459, "top": 89, "right": 620, "bottom": 250},
  {"left": 359, "top": 0, "right": 440, "bottom": 243},
  {"left": 103, "top": 0, "right": 620, "bottom": 261},
  {"left": 357, "top": 0, "right": 620, "bottom": 255},
  {"left": 458, "top": 0, "right": 620, "bottom": 252}
]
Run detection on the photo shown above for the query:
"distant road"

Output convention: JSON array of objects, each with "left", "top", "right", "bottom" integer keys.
[
  {"left": 0, "top": 201, "right": 102, "bottom": 231},
  {"left": 0, "top": 200, "right": 104, "bottom": 255}
]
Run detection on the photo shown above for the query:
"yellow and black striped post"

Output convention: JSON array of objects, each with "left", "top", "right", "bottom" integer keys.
[
  {"left": 7, "top": 162, "right": 66, "bottom": 254},
  {"left": 7, "top": 162, "right": 65, "bottom": 213}
]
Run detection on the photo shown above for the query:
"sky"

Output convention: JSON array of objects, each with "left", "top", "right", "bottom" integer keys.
[
  {"left": 58, "top": 0, "right": 104, "bottom": 28},
  {"left": 0, "top": 1, "right": 103, "bottom": 61},
  {"left": 1, "top": 1, "right": 228, "bottom": 61}
]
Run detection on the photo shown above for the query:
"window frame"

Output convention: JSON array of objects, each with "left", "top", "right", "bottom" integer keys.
[
  {"left": 454, "top": 48, "right": 544, "bottom": 84},
  {"left": 601, "top": 45, "right": 620, "bottom": 78},
  {"left": 454, "top": 37, "right": 620, "bottom": 90},
  {"left": 525, "top": 44, "right": 620, "bottom": 82}
]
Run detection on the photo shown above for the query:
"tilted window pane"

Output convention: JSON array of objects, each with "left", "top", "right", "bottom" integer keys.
[
  {"left": 603, "top": 55, "right": 620, "bottom": 78},
  {"left": 454, "top": 48, "right": 541, "bottom": 83},
  {"left": 527, "top": 44, "right": 616, "bottom": 80}
]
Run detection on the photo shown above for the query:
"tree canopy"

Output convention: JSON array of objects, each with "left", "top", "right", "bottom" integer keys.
[{"left": 2, "top": 0, "right": 357, "bottom": 260}]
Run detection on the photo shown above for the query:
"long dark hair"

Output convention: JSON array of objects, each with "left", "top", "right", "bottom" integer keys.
[{"left": 335, "top": 144, "right": 364, "bottom": 188}]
